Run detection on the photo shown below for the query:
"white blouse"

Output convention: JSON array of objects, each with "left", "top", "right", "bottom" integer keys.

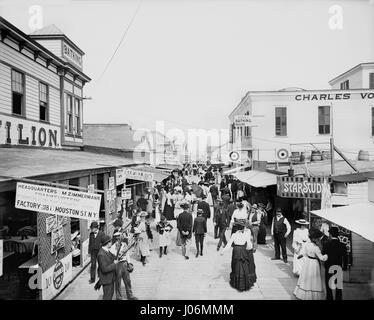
[{"left": 222, "top": 229, "right": 253, "bottom": 253}]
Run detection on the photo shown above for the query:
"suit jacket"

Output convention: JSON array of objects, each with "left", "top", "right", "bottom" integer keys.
[
  {"left": 193, "top": 216, "right": 207, "bottom": 235},
  {"left": 177, "top": 210, "right": 193, "bottom": 238},
  {"left": 97, "top": 248, "right": 116, "bottom": 285},
  {"left": 197, "top": 201, "right": 211, "bottom": 219},
  {"left": 88, "top": 231, "right": 105, "bottom": 254},
  {"left": 322, "top": 238, "right": 348, "bottom": 270}
]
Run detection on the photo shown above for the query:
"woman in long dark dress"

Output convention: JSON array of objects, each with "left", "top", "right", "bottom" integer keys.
[
  {"left": 221, "top": 221, "right": 256, "bottom": 291},
  {"left": 163, "top": 188, "right": 175, "bottom": 221}
]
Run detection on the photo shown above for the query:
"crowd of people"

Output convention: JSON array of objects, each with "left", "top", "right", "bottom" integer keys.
[{"left": 87, "top": 165, "right": 348, "bottom": 300}]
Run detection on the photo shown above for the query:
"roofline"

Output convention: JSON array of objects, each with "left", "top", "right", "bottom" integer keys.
[
  {"left": 29, "top": 34, "right": 85, "bottom": 55},
  {"left": 328, "top": 62, "right": 374, "bottom": 84},
  {"left": 0, "top": 16, "right": 91, "bottom": 82},
  {"left": 229, "top": 91, "right": 250, "bottom": 118}
]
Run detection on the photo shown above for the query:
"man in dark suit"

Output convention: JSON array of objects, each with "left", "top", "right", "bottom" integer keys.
[
  {"left": 97, "top": 234, "right": 118, "bottom": 300},
  {"left": 322, "top": 226, "right": 348, "bottom": 300},
  {"left": 177, "top": 202, "right": 193, "bottom": 260},
  {"left": 216, "top": 202, "right": 229, "bottom": 251},
  {"left": 88, "top": 221, "right": 105, "bottom": 284},
  {"left": 193, "top": 209, "right": 207, "bottom": 257},
  {"left": 197, "top": 195, "right": 211, "bottom": 220}
]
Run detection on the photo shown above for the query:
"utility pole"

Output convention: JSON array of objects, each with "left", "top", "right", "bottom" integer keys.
[{"left": 330, "top": 102, "right": 335, "bottom": 176}]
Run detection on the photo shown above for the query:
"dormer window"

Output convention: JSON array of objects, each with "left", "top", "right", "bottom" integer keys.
[{"left": 340, "top": 80, "right": 349, "bottom": 90}]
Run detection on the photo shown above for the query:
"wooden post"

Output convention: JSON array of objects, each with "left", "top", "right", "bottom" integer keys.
[{"left": 330, "top": 137, "right": 335, "bottom": 175}]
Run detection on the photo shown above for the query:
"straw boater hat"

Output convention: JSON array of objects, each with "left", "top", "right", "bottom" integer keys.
[
  {"left": 252, "top": 204, "right": 258, "bottom": 209},
  {"left": 295, "top": 219, "right": 309, "bottom": 225},
  {"left": 139, "top": 211, "right": 147, "bottom": 217}
]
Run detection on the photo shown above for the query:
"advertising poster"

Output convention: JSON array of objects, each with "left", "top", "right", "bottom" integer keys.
[
  {"left": 46, "top": 215, "right": 57, "bottom": 234},
  {"left": 109, "top": 177, "right": 115, "bottom": 190},
  {"left": 51, "top": 226, "right": 65, "bottom": 254}
]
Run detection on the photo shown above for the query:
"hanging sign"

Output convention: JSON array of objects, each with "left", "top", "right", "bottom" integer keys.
[
  {"left": 121, "top": 188, "right": 132, "bottom": 200},
  {"left": 277, "top": 176, "right": 329, "bottom": 199},
  {"left": 51, "top": 226, "right": 65, "bottom": 254},
  {"left": 116, "top": 169, "right": 126, "bottom": 186},
  {"left": 123, "top": 169, "right": 154, "bottom": 182},
  {"left": 15, "top": 182, "right": 101, "bottom": 221},
  {"left": 109, "top": 177, "right": 115, "bottom": 190}
]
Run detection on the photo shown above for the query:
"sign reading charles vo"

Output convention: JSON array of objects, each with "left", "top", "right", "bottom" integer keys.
[
  {"left": 15, "top": 182, "right": 101, "bottom": 220},
  {"left": 0, "top": 115, "right": 60, "bottom": 148},
  {"left": 294, "top": 92, "right": 374, "bottom": 101},
  {"left": 62, "top": 41, "right": 83, "bottom": 69},
  {"left": 277, "top": 176, "right": 326, "bottom": 199}
]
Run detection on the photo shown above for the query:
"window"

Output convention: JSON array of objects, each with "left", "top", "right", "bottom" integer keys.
[
  {"left": 244, "top": 111, "right": 250, "bottom": 137},
  {"left": 369, "top": 73, "right": 374, "bottom": 89},
  {"left": 275, "top": 107, "right": 287, "bottom": 136},
  {"left": 66, "top": 94, "right": 73, "bottom": 133},
  {"left": 372, "top": 107, "right": 374, "bottom": 136},
  {"left": 39, "top": 83, "right": 48, "bottom": 122},
  {"left": 11, "top": 69, "right": 25, "bottom": 115},
  {"left": 340, "top": 80, "right": 349, "bottom": 90},
  {"left": 74, "top": 98, "right": 81, "bottom": 135},
  {"left": 318, "top": 106, "right": 330, "bottom": 134}
]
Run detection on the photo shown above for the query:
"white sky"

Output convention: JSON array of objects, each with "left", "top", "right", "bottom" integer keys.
[{"left": 1, "top": 0, "right": 374, "bottom": 151}]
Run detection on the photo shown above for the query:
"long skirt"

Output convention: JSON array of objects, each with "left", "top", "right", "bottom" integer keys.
[
  {"left": 293, "top": 253, "right": 305, "bottom": 276},
  {"left": 138, "top": 232, "right": 150, "bottom": 257},
  {"left": 230, "top": 245, "right": 257, "bottom": 292},
  {"left": 163, "top": 203, "right": 175, "bottom": 220},
  {"left": 293, "top": 257, "right": 325, "bottom": 300}
]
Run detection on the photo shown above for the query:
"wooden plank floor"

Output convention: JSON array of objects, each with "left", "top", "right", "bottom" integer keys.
[{"left": 57, "top": 219, "right": 299, "bottom": 300}]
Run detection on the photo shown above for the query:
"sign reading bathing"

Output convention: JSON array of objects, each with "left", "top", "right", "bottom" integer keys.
[{"left": 15, "top": 182, "right": 101, "bottom": 220}]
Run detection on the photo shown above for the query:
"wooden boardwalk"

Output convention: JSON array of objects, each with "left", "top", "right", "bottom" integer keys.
[{"left": 56, "top": 218, "right": 298, "bottom": 300}]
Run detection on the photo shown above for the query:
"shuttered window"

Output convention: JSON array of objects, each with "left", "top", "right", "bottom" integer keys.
[
  {"left": 275, "top": 107, "right": 287, "bottom": 136},
  {"left": 318, "top": 106, "right": 330, "bottom": 134},
  {"left": 39, "top": 82, "right": 48, "bottom": 122},
  {"left": 11, "top": 69, "right": 25, "bottom": 115},
  {"left": 369, "top": 73, "right": 374, "bottom": 89}
]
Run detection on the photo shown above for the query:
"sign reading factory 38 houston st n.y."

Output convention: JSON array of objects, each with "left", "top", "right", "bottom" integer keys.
[
  {"left": 15, "top": 182, "right": 102, "bottom": 220},
  {"left": 277, "top": 176, "right": 328, "bottom": 199}
]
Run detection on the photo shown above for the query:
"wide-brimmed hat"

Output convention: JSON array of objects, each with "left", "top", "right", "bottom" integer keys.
[
  {"left": 295, "top": 219, "right": 309, "bottom": 225},
  {"left": 251, "top": 204, "right": 258, "bottom": 209},
  {"left": 309, "top": 228, "right": 323, "bottom": 240},
  {"left": 180, "top": 201, "right": 189, "bottom": 209},
  {"left": 101, "top": 234, "right": 112, "bottom": 246},
  {"left": 197, "top": 209, "right": 204, "bottom": 214},
  {"left": 139, "top": 211, "right": 147, "bottom": 217},
  {"left": 113, "top": 231, "right": 121, "bottom": 238},
  {"left": 329, "top": 226, "right": 339, "bottom": 237},
  {"left": 90, "top": 221, "right": 99, "bottom": 229}
]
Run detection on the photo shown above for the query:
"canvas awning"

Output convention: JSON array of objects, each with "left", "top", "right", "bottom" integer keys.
[
  {"left": 223, "top": 166, "right": 248, "bottom": 175},
  {"left": 233, "top": 170, "right": 279, "bottom": 188},
  {"left": 311, "top": 202, "right": 374, "bottom": 243}
]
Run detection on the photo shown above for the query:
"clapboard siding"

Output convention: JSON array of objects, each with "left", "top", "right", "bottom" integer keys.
[
  {"left": 350, "top": 232, "right": 374, "bottom": 282},
  {"left": 0, "top": 41, "right": 59, "bottom": 88},
  {"left": 24, "top": 76, "right": 60, "bottom": 126},
  {"left": 0, "top": 62, "right": 11, "bottom": 114},
  {"left": 35, "top": 40, "right": 62, "bottom": 57},
  {"left": 347, "top": 182, "right": 368, "bottom": 204}
]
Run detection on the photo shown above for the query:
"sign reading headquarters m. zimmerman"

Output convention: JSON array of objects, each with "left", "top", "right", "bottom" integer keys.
[{"left": 15, "top": 182, "right": 102, "bottom": 220}]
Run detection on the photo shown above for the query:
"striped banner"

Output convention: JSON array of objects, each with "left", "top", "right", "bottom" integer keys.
[{"left": 277, "top": 176, "right": 331, "bottom": 199}]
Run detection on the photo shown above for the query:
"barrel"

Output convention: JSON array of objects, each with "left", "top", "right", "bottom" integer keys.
[
  {"left": 311, "top": 150, "right": 322, "bottom": 161},
  {"left": 358, "top": 150, "right": 370, "bottom": 161},
  {"left": 300, "top": 152, "right": 306, "bottom": 162}
]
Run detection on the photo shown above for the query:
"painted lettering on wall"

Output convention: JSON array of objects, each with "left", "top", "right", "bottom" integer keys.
[
  {"left": 295, "top": 92, "right": 374, "bottom": 101},
  {"left": 62, "top": 42, "right": 82, "bottom": 69},
  {"left": 0, "top": 116, "right": 60, "bottom": 148}
]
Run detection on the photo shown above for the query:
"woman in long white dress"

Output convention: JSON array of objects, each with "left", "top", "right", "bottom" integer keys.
[
  {"left": 292, "top": 219, "right": 310, "bottom": 276},
  {"left": 294, "top": 228, "right": 328, "bottom": 300},
  {"left": 135, "top": 212, "right": 153, "bottom": 266}
]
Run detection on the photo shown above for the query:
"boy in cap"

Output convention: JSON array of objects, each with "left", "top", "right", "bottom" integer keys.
[
  {"left": 88, "top": 221, "right": 105, "bottom": 284},
  {"left": 193, "top": 209, "right": 207, "bottom": 257},
  {"left": 97, "top": 235, "right": 118, "bottom": 300}
]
